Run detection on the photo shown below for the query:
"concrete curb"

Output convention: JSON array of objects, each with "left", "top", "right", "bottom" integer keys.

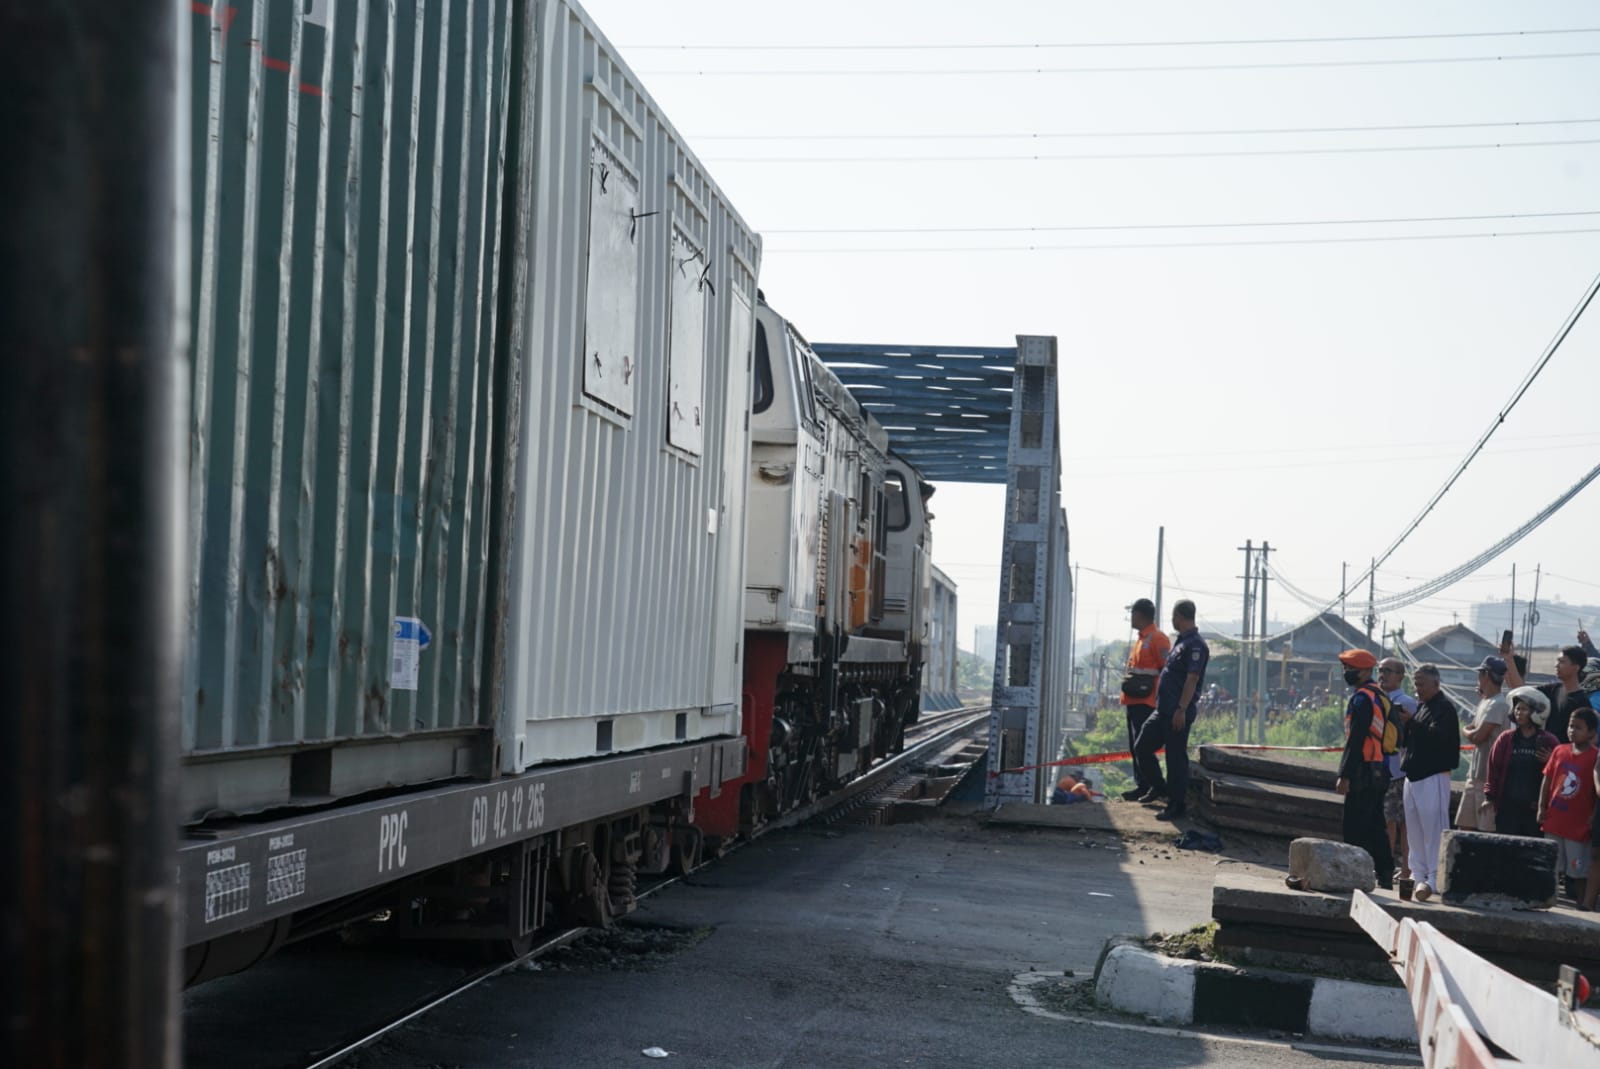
[{"left": 1093, "top": 944, "right": 1417, "bottom": 1043}]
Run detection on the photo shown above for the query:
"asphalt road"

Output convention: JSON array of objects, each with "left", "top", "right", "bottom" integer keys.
[{"left": 275, "top": 816, "right": 1406, "bottom": 1068}]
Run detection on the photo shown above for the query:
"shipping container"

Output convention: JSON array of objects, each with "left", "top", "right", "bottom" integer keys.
[
  {"left": 181, "top": 0, "right": 760, "bottom": 819},
  {"left": 183, "top": 0, "right": 520, "bottom": 820},
  {"left": 499, "top": 0, "right": 760, "bottom": 772}
]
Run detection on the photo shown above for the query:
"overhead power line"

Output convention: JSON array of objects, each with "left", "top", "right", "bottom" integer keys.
[
  {"left": 1267, "top": 455, "right": 1600, "bottom": 617},
  {"left": 1237, "top": 268, "right": 1600, "bottom": 643},
  {"left": 770, "top": 227, "right": 1600, "bottom": 255},
  {"left": 765, "top": 209, "right": 1600, "bottom": 235},
  {"left": 713, "top": 137, "right": 1600, "bottom": 164},
  {"left": 696, "top": 117, "right": 1600, "bottom": 142},
  {"left": 1361, "top": 269, "right": 1600, "bottom": 583},
  {"left": 628, "top": 27, "right": 1600, "bottom": 51},
  {"left": 1369, "top": 459, "right": 1600, "bottom": 613},
  {"left": 643, "top": 49, "right": 1600, "bottom": 77}
]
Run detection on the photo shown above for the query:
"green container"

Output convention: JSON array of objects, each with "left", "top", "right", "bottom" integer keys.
[{"left": 182, "top": 0, "right": 518, "bottom": 819}]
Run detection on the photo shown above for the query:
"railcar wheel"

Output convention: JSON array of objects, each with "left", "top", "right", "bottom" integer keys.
[{"left": 670, "top": 827, "right": 703, "bottom": 875}]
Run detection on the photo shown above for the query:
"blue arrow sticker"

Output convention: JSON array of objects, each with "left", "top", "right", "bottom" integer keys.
[{"left": 391, "top": 616, "right": 430, "bottom": 691}]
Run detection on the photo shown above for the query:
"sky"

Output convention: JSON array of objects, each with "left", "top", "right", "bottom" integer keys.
[{"left": 582, "top": 0, "right": 1600, "bottom": 660}]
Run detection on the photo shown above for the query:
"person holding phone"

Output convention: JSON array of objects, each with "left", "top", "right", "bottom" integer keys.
[{"left": 1501, "top": 631, "right": 1590, "bottom": 744}]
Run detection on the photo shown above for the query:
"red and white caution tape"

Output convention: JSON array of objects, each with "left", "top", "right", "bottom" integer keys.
[{"left": 990, "top": 742, "right": 1474, "bottom": 778}]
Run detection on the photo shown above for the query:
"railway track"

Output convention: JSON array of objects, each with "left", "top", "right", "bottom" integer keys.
[{"left": 285, "top": 707, "right": 990, "bottom": 1069}]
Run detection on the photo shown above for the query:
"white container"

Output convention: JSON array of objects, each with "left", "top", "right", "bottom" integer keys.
[{"left": 498, "top": 0, "right": 761, "bottom": 771}]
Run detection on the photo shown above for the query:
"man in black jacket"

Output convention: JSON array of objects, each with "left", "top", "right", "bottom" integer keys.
[
  {"left": 1336, "top": 649, "right": 1394, "bottom": 889},
  {"left": 1400, "top": 663, "right": 1460, "bottom": 902}
]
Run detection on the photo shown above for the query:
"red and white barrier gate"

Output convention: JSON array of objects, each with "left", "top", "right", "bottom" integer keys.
[{"left": 1351, "top": 891, "right": 1600, "bottom": 1067}]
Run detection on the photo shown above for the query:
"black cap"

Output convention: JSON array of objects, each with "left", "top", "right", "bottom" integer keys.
[{"left": 1131, "top": 598, "right": 1156, "bottom": 618}]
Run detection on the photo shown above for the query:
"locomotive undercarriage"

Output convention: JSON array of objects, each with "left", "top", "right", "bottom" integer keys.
[{"left": 742, "top": 659, "right": 920, "bottom": 836}]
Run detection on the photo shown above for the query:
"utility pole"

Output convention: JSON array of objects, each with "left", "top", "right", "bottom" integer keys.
[
  {"left": 1364, "top": 557, "right": 1377, "bottom": 645},
  {"left": 1257, "top": 542, "right": 1271, "bottom": 744},
  {"left": 1340, "top": 561, "right": 1348, "bottom": 623},
  {"left": 1154, "top": 526, "right": 1165, "bottom": 623},
  {"left": 1068, "top": 563, "right": 1080, "bottom": 698},
  {"left": 1524, "top": 564, "right": 1542, "bottom": 651},
  {"left": 1238, "top": 540, "right": 1254, "bottom": 743},
  {"left": 1, "top": 4, "right": 186, "bottom": 1065},
  {"left": 1510, "top": 563, "right": 1518, "bottom": 635}
]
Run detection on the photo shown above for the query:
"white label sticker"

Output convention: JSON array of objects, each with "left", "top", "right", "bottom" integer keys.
[
  {"left": 303, "top": 0, "right": 332, "bottom": 28},
  {"left": 391, "top": 616, "right": 431, "bottom": 691}
]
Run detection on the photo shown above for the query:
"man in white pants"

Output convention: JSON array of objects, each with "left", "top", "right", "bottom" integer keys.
[{"left": 1401, "top": 664, "right": 1462, "bottom": 900}]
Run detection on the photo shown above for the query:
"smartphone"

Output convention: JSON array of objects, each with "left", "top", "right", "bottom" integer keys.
[{"left": 1501, "top": 629, "right": 1514, "bottom": 647}]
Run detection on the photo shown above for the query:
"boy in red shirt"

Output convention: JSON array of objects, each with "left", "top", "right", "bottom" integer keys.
[{"left": 1538, "top": 706, "right": 1599, "bottom": 907}]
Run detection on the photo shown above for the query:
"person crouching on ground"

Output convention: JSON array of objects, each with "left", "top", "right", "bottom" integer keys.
[
  {"left": 1401, "top": 663, "right": 1460, "bottom": 903},
  {"left": 1485, "top": 686, "right": 1557, "bottom": 837},
  {"left": 1335, "top": 649, "right": 1394, "bottom": 890},
  {"left": 1051, "top": 772, "right": 1095, "bottom": 805},
  {"left": 1539, "top": 706, "right": 1599, "bottom": 907}
]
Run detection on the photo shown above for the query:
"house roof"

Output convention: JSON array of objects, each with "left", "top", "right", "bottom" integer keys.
[
  {"left": 1408, "top": 623, "right": 1495, "bottom": 653},
  {"left": 1261, "top": 613, "right": 1381, "bottom": 655}
]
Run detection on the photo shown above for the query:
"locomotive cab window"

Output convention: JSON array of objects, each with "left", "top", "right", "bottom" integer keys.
[
  {"left": 884, "top": 470, "right": 909, "bottom": 532},
  {"left": 752, "top": 320, "right": 774, "bottom": 414}
]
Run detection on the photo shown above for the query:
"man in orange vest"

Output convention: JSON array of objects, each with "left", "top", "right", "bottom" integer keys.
[
  {"left": 1335, "top": 648, "right": 1394, "bottom": 889},
  {"left": 1120, "top": 598, "right": 1172, "bottom": 802}
]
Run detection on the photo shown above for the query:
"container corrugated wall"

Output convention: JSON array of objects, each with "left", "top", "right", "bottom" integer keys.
[
  {"left": 182, "top": 0, "right": 518, "bottom": 819},
  {"left": 500, "top": 0, "right": 761, "bottom": 771}
]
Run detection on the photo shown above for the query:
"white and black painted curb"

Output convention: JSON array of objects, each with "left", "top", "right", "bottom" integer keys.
[{"left": 1093, "top": 943, "right": 1417, "bottom": 1043}]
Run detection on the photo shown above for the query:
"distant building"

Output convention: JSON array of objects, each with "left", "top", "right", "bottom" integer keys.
[
  {"left": 971, "top": 624, "right": 997, "bottom": 662},
  {"left": 1470, "top": 597, "right": 1599, "bottom": 649},
  {"left": 1405, "top": 623, "right": 1501, "bottom": 694},
  {"left": 1259, "top": 613, "right": 1383, "bottom": 692}
]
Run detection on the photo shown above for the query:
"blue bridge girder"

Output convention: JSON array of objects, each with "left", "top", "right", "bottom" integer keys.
[
  {"left": 810, "top": 343, "right": 1019, "bottom": 484},
  {"left": 814, "top": 335, "right": 1075, "bottom": 805}
]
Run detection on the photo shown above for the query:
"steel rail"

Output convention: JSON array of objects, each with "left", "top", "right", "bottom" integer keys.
[{"left": 297, "top": 709, "right": 989, "bottom": 1069}]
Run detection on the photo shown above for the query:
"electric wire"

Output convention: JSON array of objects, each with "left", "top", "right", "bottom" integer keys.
[
  {"left": 642, "top": 49, "right": 1600, "bottom": 78},
  {"left": 1236, "top": 268, "right": 1600, "bottom": 644},
  {"left": 770, "top": 226, "right": 1600, "bottom": 255},
  {"left": 765, "top": 209, "right": 1600, "bottom": 236},
  {"left": 627, "top": 27, "right": 1600, "bottom": 52},
  {"left": 697, "top": 117, "right": 1600, "bottom": 142},
  {"left": 1368, "top": 459, "right": 1600, "bottom": 612},
  {"left": 718, "top": 138, "right": 1600, "bottom": 165},
  {"left": 1263, "top": 456, "right": 1600, "bottom": 632},
  {"left": 1359, "top": 269, "right": 1600, "bottom": 586}
]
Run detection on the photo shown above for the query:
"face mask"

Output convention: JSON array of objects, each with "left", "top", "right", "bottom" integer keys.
[{"left": 1343, "top": 668, "right": 1363, "bottom": 687}]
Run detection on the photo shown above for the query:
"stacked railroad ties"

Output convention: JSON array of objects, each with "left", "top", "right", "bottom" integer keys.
[{"left": 174, "top": 0, "right": 958, "bottom": 991}]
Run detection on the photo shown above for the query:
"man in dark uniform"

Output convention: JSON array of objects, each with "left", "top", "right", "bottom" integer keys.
[
  {"left": 1132, "top": 600, "right": 1209, "bottom": 821},
  {"left": 1336, "top": 648, "right": 1394, "bottom": 889}
]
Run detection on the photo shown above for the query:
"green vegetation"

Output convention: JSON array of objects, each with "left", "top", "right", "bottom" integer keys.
[
  {"left": 1059, "top": 697, "right": 1347, "bottom": 796},
  {"left": 955, "top": 649, "right": 993, "bottom": 693}
]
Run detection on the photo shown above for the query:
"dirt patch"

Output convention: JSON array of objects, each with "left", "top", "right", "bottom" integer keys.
[
  {"left": 1146, "top": 921, "right": 1220, "bottom": 962},
  {"left": 1030, "top": 975, "right": 1100, "bottom": 1016},
  {"left": 533, "top": 922, "right": 713, "bottom": 973}
]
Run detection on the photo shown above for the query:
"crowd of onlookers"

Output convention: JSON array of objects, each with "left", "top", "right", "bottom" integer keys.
[{"left": 1339, "top": 630, "right": 1600, "bottom": 908}]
